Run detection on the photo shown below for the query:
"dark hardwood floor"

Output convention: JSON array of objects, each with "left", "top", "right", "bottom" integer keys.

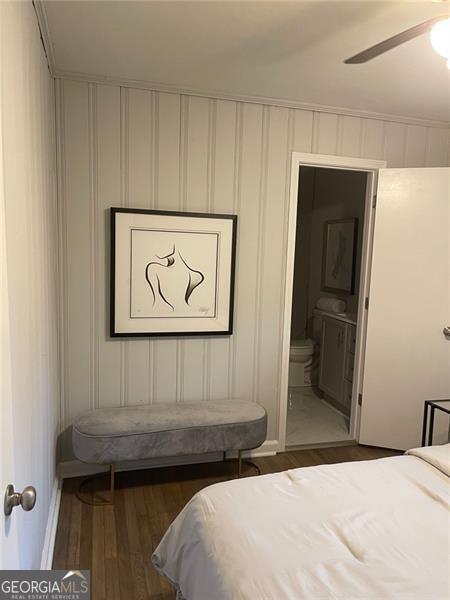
[{"left": 53, "top": 445, "right": 400, "bottom": 599}]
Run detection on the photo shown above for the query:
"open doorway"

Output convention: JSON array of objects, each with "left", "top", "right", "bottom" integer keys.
[
  {"left": 278, "top": 153, "right": 386, "bottom": 452},
  {"left": 286, "top": 166, "right": 368, "bottom": 448}
]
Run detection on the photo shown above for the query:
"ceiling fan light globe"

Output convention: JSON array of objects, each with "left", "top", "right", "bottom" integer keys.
[{"left": 430, "top": 18, "right": 450, "bottom": 59}]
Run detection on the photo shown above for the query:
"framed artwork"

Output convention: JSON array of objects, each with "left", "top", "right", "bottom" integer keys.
[
  {"left": 110, "top": 208, "right": 237, "bottom": 337},
  {"left": 321, "top": 218, "right": 358, "bottom": 295}
]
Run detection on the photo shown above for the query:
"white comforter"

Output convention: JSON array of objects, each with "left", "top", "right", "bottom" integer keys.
[{"left": 153, "top": 446, "right": 450, "bottom": 600}]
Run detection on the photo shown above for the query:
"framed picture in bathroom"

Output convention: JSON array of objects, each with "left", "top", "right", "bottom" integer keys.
[
  {"left": 321, "top": 218, "right": 358, "bottom": 295},
  {"left": 110, "top": 208, "right": 237, "bottom": 337}
]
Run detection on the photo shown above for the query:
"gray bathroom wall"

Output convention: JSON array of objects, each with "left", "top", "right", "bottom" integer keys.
[
  {"left": 290, "top": 167, "right": 314, "bottom": 339},
  {"left": 308, "top": 168, "right": 368, "bottom": 319},
  {"left": 291, "top": 168, "right": 369, "bottom": 340}
]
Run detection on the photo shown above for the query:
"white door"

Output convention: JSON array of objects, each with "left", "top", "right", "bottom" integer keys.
[
  {"left": 0, "top": 123, "right": 19, "bottom": 568},
  {"left": 360, "top": 168, "right": 450, "bottom": 450}
]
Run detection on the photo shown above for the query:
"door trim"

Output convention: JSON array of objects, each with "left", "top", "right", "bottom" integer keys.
[
  {"left": 40, "top": 477, "right": 62, "bottom": 569},
  {"left": 278, "top": 152, "right": 386, "bottom": 451}
]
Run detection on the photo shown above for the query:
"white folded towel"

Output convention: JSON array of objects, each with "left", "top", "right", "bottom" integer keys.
[{"left": 316, "top": 297, "right": 346, "bottom": 314}]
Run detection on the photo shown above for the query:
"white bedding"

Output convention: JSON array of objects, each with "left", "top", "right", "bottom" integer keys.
[{"left": 153, "top": 445, "right": 450, "bottom": 600}]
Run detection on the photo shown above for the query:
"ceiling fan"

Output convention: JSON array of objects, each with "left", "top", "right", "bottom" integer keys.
[{"left": 344, "top": 15, "right": 450, "bottom": 67}]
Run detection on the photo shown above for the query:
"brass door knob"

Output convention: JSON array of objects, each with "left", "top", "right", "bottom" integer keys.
[{"left": 4, "top": 484, "right": 36, "bottom": 516}]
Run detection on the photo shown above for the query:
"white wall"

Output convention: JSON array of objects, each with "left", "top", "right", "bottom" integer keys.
[
  {"left": 0, "top": 2, "right": 59, "bottom": 568},
  {"left": 56, "top": 78, "right": 449, "bottom": 458}
]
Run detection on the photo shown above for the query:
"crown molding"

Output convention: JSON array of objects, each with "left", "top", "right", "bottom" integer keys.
[
  {"left": 33, "top": 0, "right": 56, "bottom": 75},
  {"left": 53, "top": 68, "right": 449, "bottom": 129},
  {"left": 34, "top": 1, "right": 448, "bottom": 130}
]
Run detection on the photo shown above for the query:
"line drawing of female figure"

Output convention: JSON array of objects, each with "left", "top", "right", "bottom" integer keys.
[
  {"left": 331, "top": 231, "right": 349, "bottom": 282},
  {"left": 145, "top": 245, "right": 205, "bottom": 313}
]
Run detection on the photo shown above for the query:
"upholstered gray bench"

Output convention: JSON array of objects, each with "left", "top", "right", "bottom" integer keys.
[{"left": 72, "top": 400, "right": 267, "bottom": 504}]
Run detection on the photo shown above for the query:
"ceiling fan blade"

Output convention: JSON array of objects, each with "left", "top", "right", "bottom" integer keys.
[{"left": 344, "top": 15, "right": 447, "bottom": 63}]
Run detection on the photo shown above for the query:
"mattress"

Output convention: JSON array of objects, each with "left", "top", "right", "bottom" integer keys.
[{"left": 153, "top": 444, "right": 449, "bottom": 600}]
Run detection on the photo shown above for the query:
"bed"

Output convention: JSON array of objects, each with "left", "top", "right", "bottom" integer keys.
[{"left": 152, "top": 444, "right": 449, "bottom": 600}]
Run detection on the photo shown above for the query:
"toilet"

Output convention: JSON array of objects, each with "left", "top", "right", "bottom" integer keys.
[
  {"left": 288, "top": 338, "right": 315, "bottom": 387},
  {"left": 289, "top": 309, "right": 326, "bottom": 388}
]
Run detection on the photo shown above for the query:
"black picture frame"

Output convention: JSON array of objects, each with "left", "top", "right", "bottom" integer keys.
[{"left": 110, "top": 208, "right": 237, "bottom": 338}]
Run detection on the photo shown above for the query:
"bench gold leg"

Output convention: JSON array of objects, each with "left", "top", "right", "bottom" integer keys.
[
  {"left": 110, "top": 463, "right": 115, "bottom": 504},
  {"left": 237, "top": 450, "right": 261, "bottom": 479},
  {"left": 76, "top": 463, "right": 115, "bottom": 506}
]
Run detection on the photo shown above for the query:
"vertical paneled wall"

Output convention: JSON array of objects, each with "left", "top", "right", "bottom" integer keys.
[
  {"left": 56, "top": 78, "right": 449, "bottom": 449},
  {"left": 1, "top": 2, "right": 59, "bottom": 567}
]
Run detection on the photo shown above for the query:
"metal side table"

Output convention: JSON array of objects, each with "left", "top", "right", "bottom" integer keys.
[{"left": 421, "top": 399, "right": 450, "bottom": 446}]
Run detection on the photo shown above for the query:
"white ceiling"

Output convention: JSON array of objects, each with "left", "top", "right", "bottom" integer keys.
[{"left": 43, "top": 1, "right": 450, "bottom": 123}]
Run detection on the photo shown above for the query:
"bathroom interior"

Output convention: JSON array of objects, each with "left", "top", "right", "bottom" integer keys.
[{"left": 287, "top": 166, "right": 368, "bottom": 448}]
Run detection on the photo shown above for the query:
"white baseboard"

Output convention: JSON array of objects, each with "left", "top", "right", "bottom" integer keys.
[
  {"left": 248, "top": 439, "right": 280, "bottom": 457},
  {"left": 58, "top": 439, "right": 279, "bottom": 479},
  {"left": 285, "top": 439, "right": 357, "bottom": 451},
  {"left": 40, "top": 477, "right": 62, "bottom": 570}
]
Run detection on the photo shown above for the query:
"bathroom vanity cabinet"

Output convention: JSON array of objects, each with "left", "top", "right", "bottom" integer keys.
[{"left": 319, "top": 315, "right": 356, "bottom": 416}]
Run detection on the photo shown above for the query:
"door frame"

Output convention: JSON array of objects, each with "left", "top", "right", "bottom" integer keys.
[{"left": 278, "top": 152, "right": 386, "bottom": 451}]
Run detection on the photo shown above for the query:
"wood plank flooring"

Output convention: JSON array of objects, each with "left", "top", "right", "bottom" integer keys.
[{"left": 53, "top": 445, "right": 400, "bottom": 599}]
